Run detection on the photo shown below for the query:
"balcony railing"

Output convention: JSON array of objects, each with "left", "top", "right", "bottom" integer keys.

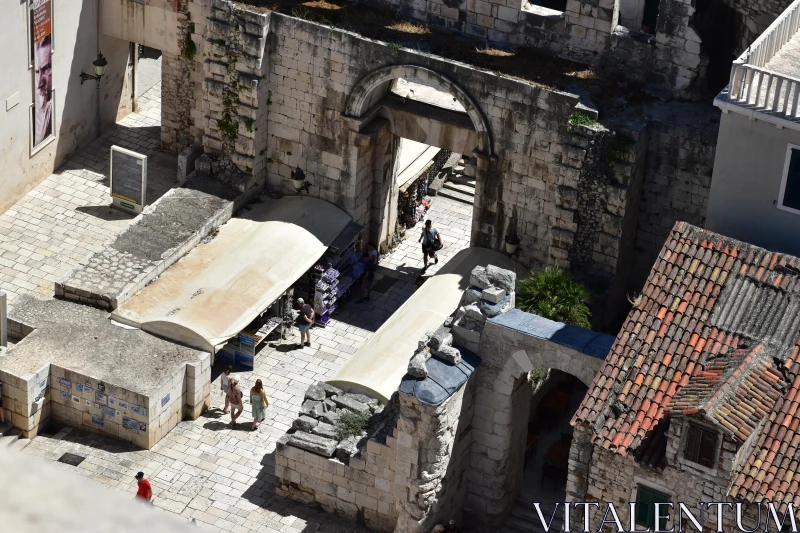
[{"left": 726, "top": 0, "right": 800, "bottom": 121}]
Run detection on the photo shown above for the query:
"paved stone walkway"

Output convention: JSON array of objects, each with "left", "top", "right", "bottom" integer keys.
[
  {"left": 16, "top": 195, "right": 474, "bottom": 532},
  {"left": 0, "top": 83, "right": 172, "bottom": 311}
]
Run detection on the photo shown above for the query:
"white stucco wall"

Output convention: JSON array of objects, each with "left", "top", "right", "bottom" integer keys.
[
  {"left": 0, "top": 0, "right": 134, "bottom": 216},
  {"left": 707, "top": 111, "right": 800, "bottom": 255}
]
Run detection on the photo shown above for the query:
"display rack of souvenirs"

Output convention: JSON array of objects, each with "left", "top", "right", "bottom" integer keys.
[{"left": 308, "top": 221, "right": 364, "bottom": 327}]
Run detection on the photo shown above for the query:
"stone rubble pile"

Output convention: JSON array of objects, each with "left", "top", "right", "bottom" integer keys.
[
  {"left": 451, "top": 265, "right": 516, "bottom": 352},
  {"left": 282, "top": 381, "right": 390, "bottom": 463}
]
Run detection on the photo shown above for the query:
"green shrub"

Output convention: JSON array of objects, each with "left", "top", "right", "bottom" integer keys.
[
  {"left": 335, "top": 410, "right": 370, "bottom": 440},
  {"left": 387, "top": 42, "right": 401, "bottom": 55},
  {"left": 517, "top": 265, "right": 592, "bottom": 329}
]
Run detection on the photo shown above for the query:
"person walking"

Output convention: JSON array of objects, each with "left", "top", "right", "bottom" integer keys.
[
  {"left": 221, "top": 365, "right": 232, "bottom": 414},
  {"left": 250, "top": 379, "right": 268, "bottom": 431},
  {"left": 296, "top": 298, "right": 314, "bottom": 348},
  {"left": 357, "top": 252, "right": 375, "bottom": 303},
  {"left": 134, "top": 472, "right": 152, "bottom": 503},
  {"left": 227, "top": 376, "right": 243, "bottom": 428},
  {"left": 418, "top": 220, "right": 443, "bottom": 271}
]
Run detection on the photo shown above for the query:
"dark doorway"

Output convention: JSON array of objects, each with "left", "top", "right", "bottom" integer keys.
[
  {"left": 642, "top": 0, "right": 659, "bottom": 35},
  {"left": 694, "top": 0, "right": 738, "bottom": 95}
]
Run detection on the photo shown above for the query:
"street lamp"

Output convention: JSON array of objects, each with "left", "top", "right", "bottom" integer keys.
[
  {"left": 291, "top": 167, "right": 310, "bottom": 194},
  {"left": 80, "top": 53, "right": 108, "bottom": 84}
]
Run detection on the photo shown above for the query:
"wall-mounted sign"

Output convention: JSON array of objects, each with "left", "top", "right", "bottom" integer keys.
[{"left": 110, "top": 145, "right": 148, "bottom": 214}]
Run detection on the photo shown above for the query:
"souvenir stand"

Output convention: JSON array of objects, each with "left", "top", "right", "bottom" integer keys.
[
  {"left": 216, "top": 290, "right": 294, "bottom": 370},
  {"left": 295, "top": 221, "right": 365, "bottom": 327}
]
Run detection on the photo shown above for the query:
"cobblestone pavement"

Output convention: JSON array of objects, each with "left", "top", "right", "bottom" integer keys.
[
  {"left": 0, "top": 83, "right": 172, "bottom": 311},
  {"left": 18, "top": 195, "right": 475, "bottom": 532}
]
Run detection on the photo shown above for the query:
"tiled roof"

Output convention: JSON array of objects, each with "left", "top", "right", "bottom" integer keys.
[{"left": 573, "top": 221, "right": 800, "bottom": 504}]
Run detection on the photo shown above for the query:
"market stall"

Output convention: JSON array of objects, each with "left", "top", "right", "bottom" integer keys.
[{"left": 111, "top": 196, "right": 354, "bottom": 368}]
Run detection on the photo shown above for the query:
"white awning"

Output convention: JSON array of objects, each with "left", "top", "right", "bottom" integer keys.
[
  {"left": 112, "top": 196, "right": 352, "bottom": 352},
  {"left": 327, "top": 247, "right": 517, "bottom": 401}
]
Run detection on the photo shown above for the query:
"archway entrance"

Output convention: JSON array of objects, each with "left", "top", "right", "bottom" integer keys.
[
  {"left": 342, "top": 65, "right": 493, "bottom": 261},
  {"left": 505, "top": 369, "right": 588, "bottom": 531}
]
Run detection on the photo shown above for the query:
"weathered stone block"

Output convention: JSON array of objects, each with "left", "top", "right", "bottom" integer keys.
[
  {"left": 287, "top": 431, "right": 337, "bottom": 457},
  {"left": 305, "top": 383, "right": 326, "bottom": 401},
  {"left": 481, "top": 286, "right": 507, "bottom": 304},
  {"left": 332, "top": 395, "right": 370, "bottom": 415},
  {"left": 428, "top": 327, "right": 453, "bottom": 351},
  {"left": 312, "top": 421, "right": 338, "bottom": 440},
  {"left": 318, "top": 382, "right": 343, "bottom": 397},
  {"left": 408, "top": 351, "right": 428, "bottom": 379},
  {"left": 292, "top": 415, "right": 319, "bottom": 432}
]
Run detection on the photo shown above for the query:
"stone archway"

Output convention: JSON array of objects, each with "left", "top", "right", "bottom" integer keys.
[
  {"left": 341, "top": 64, "right": 495, "bottom": 248},
  {"left": 343, "top": 64, "right": 494, "bottom": 157},
  {"left": 464, "top": 320, "right": 606, "bottom": 527}
]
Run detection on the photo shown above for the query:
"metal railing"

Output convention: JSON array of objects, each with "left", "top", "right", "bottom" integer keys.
[{"left": 727, "top": 0, "right": 800, "bottom": 120}]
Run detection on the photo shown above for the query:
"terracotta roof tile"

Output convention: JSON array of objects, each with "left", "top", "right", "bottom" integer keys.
[{"left": 572, "top": 222, "right": 800, "bottom": 496}]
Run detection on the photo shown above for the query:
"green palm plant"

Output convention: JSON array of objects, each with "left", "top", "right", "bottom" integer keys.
[{"left": 517, "top": 265, "right": 592, "bottom": 329}]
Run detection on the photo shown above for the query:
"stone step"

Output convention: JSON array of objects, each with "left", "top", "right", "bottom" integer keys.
[
  {"left": 443, "top": 181, "right": 475, "bottom": 194},
  {"left": 8, "top": 437, "right": 30, "bottom": 452},
  {"left": 0, "top": 427, "right": 21, "bottom": 448},
  {"left": 449, "top": 174, "right": 476, "bottom": 187},
  {"left": 438, "top": 187, "right": 475, "bottom": 205}
]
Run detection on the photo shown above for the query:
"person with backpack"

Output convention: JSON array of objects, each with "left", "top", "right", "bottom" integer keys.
[{"left": 418, "top": 220, "right": 443, "bottom": 271}]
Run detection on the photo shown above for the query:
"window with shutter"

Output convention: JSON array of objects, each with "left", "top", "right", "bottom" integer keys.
[
  {"left": 780, "top": 147, "right": 800, "bottom": 213},
  {"left": 636, "top": 486, "right": 671, "bottom": 530}
]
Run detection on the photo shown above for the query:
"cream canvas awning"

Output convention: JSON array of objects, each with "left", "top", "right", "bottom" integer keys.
[
  {"left": 327, "top": 247, "right": 517, "bottom": 401},
  {"left": 112, "top": 196, "right": 353, "bottom": 352}
]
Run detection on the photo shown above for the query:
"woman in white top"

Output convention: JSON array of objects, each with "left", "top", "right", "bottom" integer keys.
[{"left": 221, "top": 366, "right": 232, "bottom": 414}]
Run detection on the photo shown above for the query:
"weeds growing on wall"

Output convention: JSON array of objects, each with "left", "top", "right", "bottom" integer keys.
[
  {"left": 517, "top": 265, "right": 592, "bottom": 329},
  {"left": 568, "top": 111, "right": 598, "bottom": 127},
  {"left": 335, "top": 410, "right": 370, "bottom": 440},
  {"left": 387, "top": 42, "right": 401, "bottom": 55},
  {"left": 529, "top": 366, "right": 549, "bottom": 391}
]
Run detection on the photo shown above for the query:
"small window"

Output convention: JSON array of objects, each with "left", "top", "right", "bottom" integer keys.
[
  {"left": 779, "top": 146, "right": 800, "bottom": 213},
  {"left": 683, "top": 423, "right": 719, "bottom": 468},
  {"left": 635, "top": 486, "right": 670, "bottom": 530}
]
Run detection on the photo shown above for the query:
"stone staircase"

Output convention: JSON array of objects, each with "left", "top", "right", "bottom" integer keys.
[
  {"left": 499, "top": 499, "right": 566, "bottom": 533},
  {"left": 439, "top": 158, "right": 476, "bottom": 205},
  {"left": 0, "top": 424, "right": 27, "bottom": 451}
]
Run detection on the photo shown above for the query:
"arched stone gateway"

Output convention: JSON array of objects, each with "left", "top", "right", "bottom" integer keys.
[
  {"left": 465, "top": 310, "right": 612, "bottom": 527},
  {"left": 343, "top": 64, "right": 494, "bottom": 157}
]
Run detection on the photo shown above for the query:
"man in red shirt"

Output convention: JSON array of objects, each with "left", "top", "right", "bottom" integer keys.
[{"left": 135, "top": 471, "right": 152, "bottom": 503}]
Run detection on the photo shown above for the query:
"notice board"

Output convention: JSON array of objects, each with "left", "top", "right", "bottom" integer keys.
[{"left": 110, "top": 145, "right": 147, "bottom": 214}]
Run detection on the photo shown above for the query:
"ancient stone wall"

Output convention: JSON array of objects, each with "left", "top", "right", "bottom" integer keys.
[
  {"left": 630, "top": 111, "right": 718, "bottom": 292},
  {"left": 162, "top": 1, "right": 206, "bottom": 152},
  {"left": 264, "top": 14, "right": 594, "bottom": 270},
  {"left": 572, "top": 418, "right": 743, "bottom": 531},
  {"left": 202, "top": 0, "right": 271, "bottom": 187},
  {"left": 727, "top": 0, "right": 794, "bottom": 56},
  {"left": 276, "top": 434, "right": 399, "bottom": 532},
  {"left": 394, "top": 381, "right": 475, "bottom": 533}
]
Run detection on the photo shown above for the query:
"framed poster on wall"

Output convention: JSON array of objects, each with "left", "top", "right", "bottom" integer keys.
[{"left": 29, "top": 0, "right": 55, "bottom": 153}]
